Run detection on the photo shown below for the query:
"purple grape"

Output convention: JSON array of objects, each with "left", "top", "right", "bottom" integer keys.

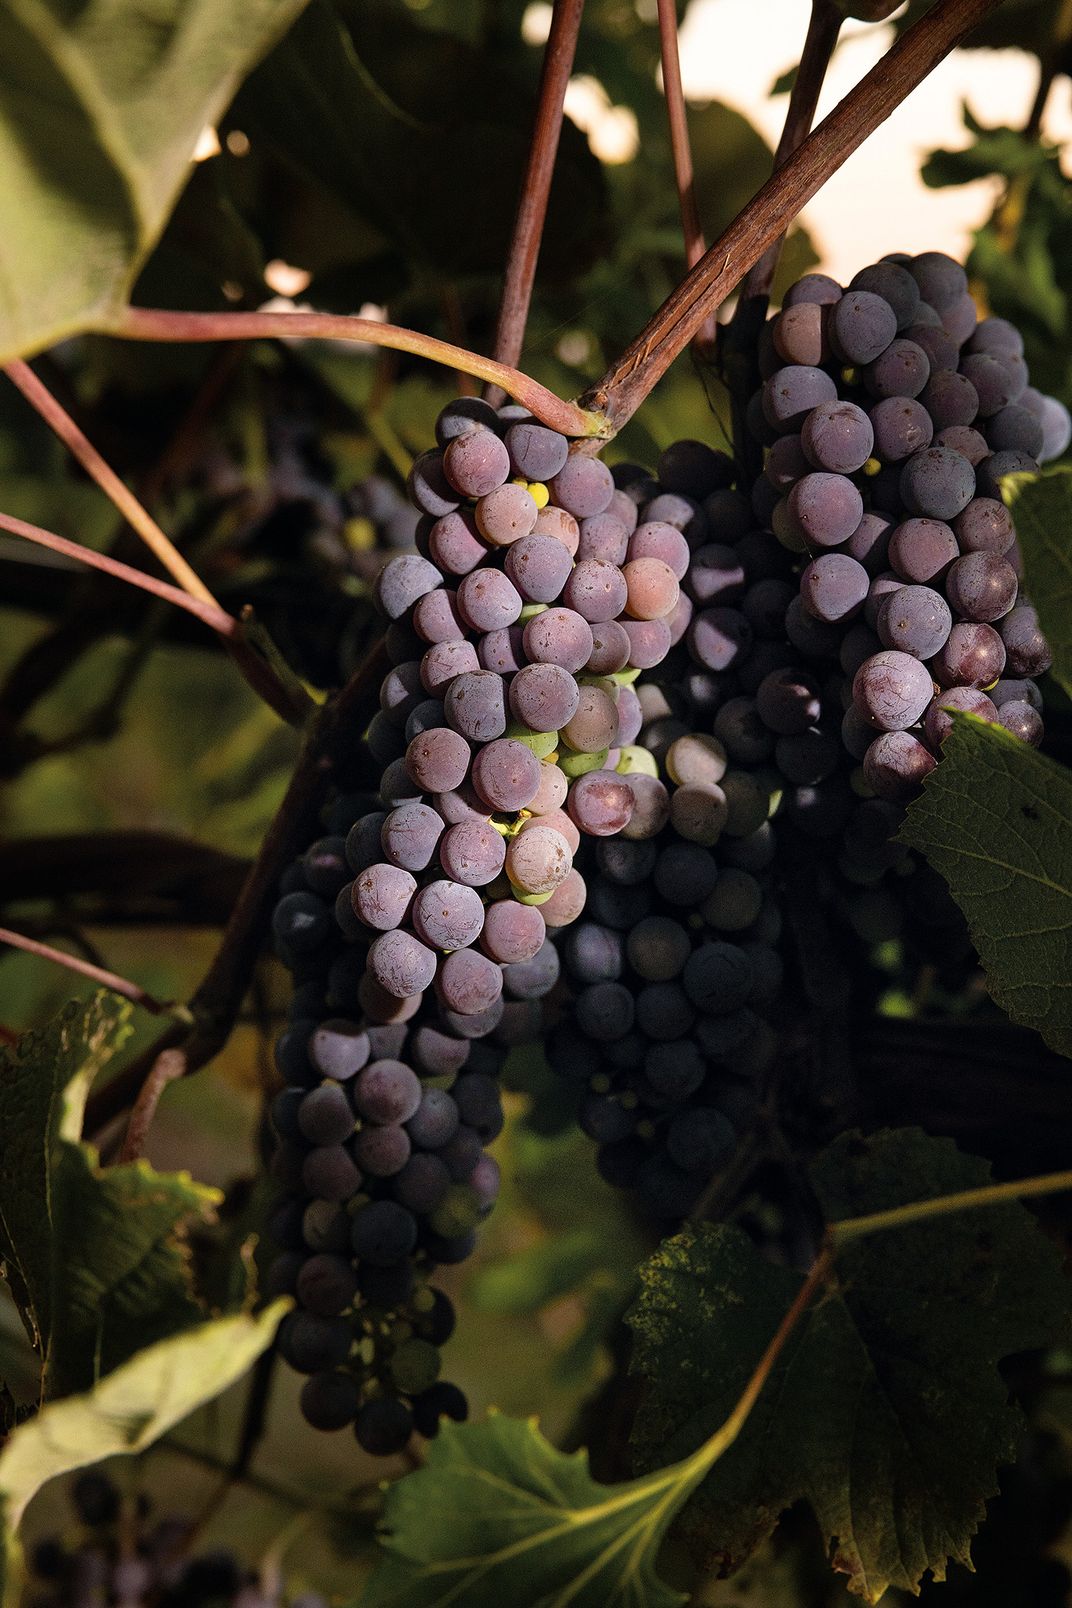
[
  {"left": 952, "top": 497, "right": 1015, "bottom": 555},
  {"left": 443, "top": 430, "right": 510, "bottom": 497},
  {"left": 438, "top": 820, "right": 507, "bottom": 885},
  {"left": 784, "top": 272, "right": 843, "bottom": 306},
  {"left": 849, "top": 262, "right": 920, "bottom": 327},
  {"left": 923, "top": 686, "right": 998, "bottom": 747},
  {"left": 444, "top": 670, "right": 507, "bottom": 742},
  {"left": 830, "top": 290, "right": 897, "bottom": 363},
  {"left": 921, "top": 370, "right": 979, "bottom": 430},
  {"left": 407, "top": 450, "right": 460, "bottom": 518},
  {"left": 411, "top": 880, "right": 485, "bottom": 951},
  {"left": 864, "top": 339, "right": 930, "bottom": 400},
  {"left": 657, "top": 439, "right": 733, "bottom": 498},
  {"left": 420, "top": 639, "right": 479, "bottom": 695},
  {"left": 308, "top": 1020, "right": 371, "bottom": 1082},
  {"left": 900, "top": 447, "right": 975, "bottom": 520},
  {"left": 429, "top": 508, "right": 487, "bottom": 576},
  {"left": 480, "top": 898, "right": 546, "bottom": 963},
  {"left": 406, "top": 699, "right": 447, "bottom": 741},
  {"left": 998, "top": 699, "right": 1044, "bottom": 744},
  {"left": 394, "top": 1153, "right": 451, "bottom": 1213},
  {"left": 353, "top": 862, "right": 416, "bottom": 931},
  {"left": 456, "top": 568, "right": 523, "bottom": 631},
  {"left": 773, "top": 303, "right": 830, "bottom": 366},
  {"left": 905, "top": 320, "right": 960, "bottom": 372},
  {"left": 756, "top": 667, "right": 822, "bottom": 734},
  {"left": 801, "top": 400, "right": 874, "bottom": 473},
  {"left": 354, "top": 1124, "right": 412, "bottom": 1178},
  {"left": 853, "top": 650, "right": 936, "bottom": 730},
  {"left": 509, "top": 662, "right": 580, "bottom": 732},
  {"left": 562, "top": 558, "right": 629, "bottom": 623},
  {"left": 586, "top": 618, "right": 632, "bottom": 674},
  {"left": 787, "top": 472, "right": 864, "bottom": 547},
  {"left": 942, "top": 289, "right": 978, "bottom": 344},
  {"left": 622, "top": 617, "right": 672, "bottom": 669},
  {"left": 1039, "top": 396, "right": 1072, "bottom": 460},
  {"left": 945, "top": 553, "right": 1018, "bottom": 622},
  {"left": 909, "top": 252, "right": 967, "bottom": 313},
  {"left": 959, "top": 353, "right": 1020, "bottom": 417},
  {"left": 296, "top": 1254, "right": 358, "bottom": 1316},
  {"left": 380, "top": 661, "right": 424, "bottom": 728},
  {"left": 987, "top": 403, "right": 1045, "bottom": 459},
  {"left": 930, "top": 621, "right": 1007, "bottom": 687},
  {"left": 863, "top": 731, "right": 936, "bottom": 799},
  {"left": 412, "top": 589, "right": 465, "bottom": 645},
  {"left": 567, "top": 769, "right": 634, "bottom": 836},
  {"left": 869, "top": 397, "right": 933, "bottom": 462},
  {"left": 991, "top": 677, "right": 1042, "bottom": 711},
  {"left": 380, "top": 801, "right": 444, "bottom": 872},
  {"left": 876, "top": 585, "right": 951, "bottom": 659},
  {"left": 888, "top": 517, "right": 959, "bottom": 584},
  {"left": 999, "top": 605, "right": 1052, "bottom": 676},
  {"left": 298, "top": 1083, "right": 355, "bottom": 1145},
  {"left": 548, "top": 456, "right": 614, "bottom": 517},
  {"left": 435, "top": 396, "right": 502, "bottom": 444},
  {"left": 373, "top": 555, "right": 443, "bottom": 620},
  {"left": 523, "top": 607, "right": 594, "bottom": 672},
  {"left": 405, "top": 728, "right": 470, "bottom": 793},
  {"left": 785, "top": 592, "right": 842, "bottom": 657},
  {"left": 845, "top": 511, "right": 893, "bottom": 574},
  {"left": 935, "top": 425, "right": 990, "bottom": 466},
  {"left": 504, "top": 533, "right": 574, "bottom": 602},
  {"left": 437, "top": 948, "right": 503, "bottom": 1014},
  {"left": 505, "top": 422, "right": 569, "bottom": 481},
  {"left": 478, "top": 624, "right": 526, "bottom": 674},
  {"left": 688, "top": 607, "right": 754, "bottom": 671},
  {"left": 762, "top": 365, "right": 838, "bottom": 430},
  {"left": 351, "top": 1201, "right": 418, "bottom": 1268},
  {"left": 627, "top": 520, "right": 691, "bottom": 579},
  {"left": 800, "top": 553, "right": 869, "bottom": 623},
  {"left": 354, "top": 1058, "right": 423, "bottom": 1124},
  {"left": 475, "top": 483, "right": 538, "bottom": 545},
  {"left": 577, "top": 512, "right": 629, "bottom": 565},
  {"left": 471, "top": 738, "right": 541, "bottom": 811},
  {"left": 975, "top": 449, "right": 1039, "bottom": 500},
  {"left": 686, "top": 544, "right": 747, "bottom": 606},
  {"left": 368, "top": 930, "right": 437, "bottom": 998}
]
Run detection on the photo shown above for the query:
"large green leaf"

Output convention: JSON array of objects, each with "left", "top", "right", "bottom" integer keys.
[
  {"left": 0, "top": 1301, "right": 289, "bottom": 1604},
  {"left": 1003, "top": 469, "right": 1072, "bottom": 696},
  {"left": 900, "top": 718, "right": 1072, "bottom": 1058},
  {"left": 628, "top": 1129, "right": 1071, "bottom": 1602},
  {"left": 359, "top": 1414, "right": 700, "bottom": 1608},
  {"left": 0, "top": 0, "right": 310, "bottom": 363},
  {"left": 0, "top": 992, "right": 221, "bottom": 1397}
]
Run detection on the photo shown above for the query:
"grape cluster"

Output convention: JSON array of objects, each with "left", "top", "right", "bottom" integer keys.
[
  {"left": 752, "top": 254, "right": 1063, "bottom": 805},
  {"left": 25, "top": 1471, "right": 325, "bottom": 1608},
  {"left": 269, "top": 394, "right": 698, "bottom": 1450}
]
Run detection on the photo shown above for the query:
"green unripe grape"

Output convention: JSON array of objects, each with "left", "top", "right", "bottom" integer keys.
[
  {"left": 429, "top": 1184, "right": 481, "bottom": 1239},
  {"left": 388, "top": 1337, "right": 442, "bottom": 1395},
  {"left": 616, "top": 745, "right": 658, "bottom": 777},
  {"left": 506, "top": 721, "right": 559, "bottom": 758},
  {"left": 560, "top": 747, "right": 608, "bottom": 778}
]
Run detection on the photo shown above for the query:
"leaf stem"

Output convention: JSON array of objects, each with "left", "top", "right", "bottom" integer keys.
[
  {"left": 3, "top": 361, "right": 220, "bottom": 609},
  {"left": 829, "top": 1166, "right": 1072, "bottom": 1244},
  {"left": 119, "top": 1046, "right": 189, "bottom": 1162},
  {"left": 0, "top": 510, "right": 236, "bottom": 635},
  {"left": 583, "top": 0, "right": 1004, "bottom": 430},
  {"left": 655, "top": 0, "right": 715, "bottom": 354},
  {"left": 110, "top": 307, "right": 607, "bottom": 439},
  {"left": 0, "top": 925, "right": 189, "bottom": 1021},
  {"left": 486, "top": 0, "right": 586, "bottom": 398}
]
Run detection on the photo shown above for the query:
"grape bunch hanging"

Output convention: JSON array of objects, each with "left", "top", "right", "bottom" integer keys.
[{"left": 268, "top": 250, "right": 1065, "bottom": 1454}]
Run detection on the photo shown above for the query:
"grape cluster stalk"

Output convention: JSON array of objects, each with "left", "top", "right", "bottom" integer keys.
[{"left": 268, "top": 251, "right": 1062, "bottom": 1453}]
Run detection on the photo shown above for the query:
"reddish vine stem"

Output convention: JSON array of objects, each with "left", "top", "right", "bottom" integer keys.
[
  {"left": 583, "top": 0, "right": 1003, "bottom": 430},
  {"left": 119, "top": 1046, "right": 188, "bottom": 1161},
  {"left": 720, "top": 0, "right": 841, "bottom": 476},
  {"left": 110, "top": 307, "right": 606, "bottom": 439},
  {"left": 0, "top": 924, "right": 184, "bottom": 1020},
  {"left": 655, "top": 0, "right": 716, "bottom": 355},
  {"left": 485, "top": 0, "right": 587, "bottom": 403},
  {"left": 85, "top": 639, "right": 390, "bottom": 1141},
  {"left": 4, "top": 361, "right": 220, "bottom": 609}
]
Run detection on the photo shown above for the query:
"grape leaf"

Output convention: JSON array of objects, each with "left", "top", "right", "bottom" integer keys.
[
  {"left": 359, "top": 1414, "right": 704, "bottom": 1608},
  {"left": 900, "top": 717, "right": 1072, "bottom": 1058},
  {"left": 0, "top": 1301, "right": 289, "bottom": 1604},
  {"left": 0, "top": 992, "right": 221, "bottom": 1397},
  {"left": 0, "top": 0, "right": 310, "bottom": 364},
  {"left": 628, "top": 1129, "right": 1071, "bottom": 1603},
  {"left": 1003, "top": 469, "right": 1072, "bottom": 697}
]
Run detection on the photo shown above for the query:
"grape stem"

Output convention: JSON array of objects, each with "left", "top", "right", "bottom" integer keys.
[
  {"left": 0, "top": 924, "right": 188, "bottom": 1022},
  {"left": 485, "top": 0, "right": 587, "bottom": 401},
  {"left": 85, "top": 638, "right": 391, "bottom": 1143},
  {"left": 4, "top": 361, "right": 221, "bottom": 610},
  {"left": 582, "top": 0, "right": 1004, "bottom": 430},
  {"left": 108, "top": 306, "right": 608, "bottom": 440},
  {"left": 0, "top": 509, "right": 312, "bottom": 727},
  {"left": 655, "top": 0, "right": 716, "bottom": 354},
  {"left": 720, "top": 0, "right": 842, "bottom": 477}
]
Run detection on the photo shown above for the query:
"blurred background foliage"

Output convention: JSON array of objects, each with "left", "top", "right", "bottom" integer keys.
[{"left": 1, "top": 0, "right": 1071, "bottom": 1602}]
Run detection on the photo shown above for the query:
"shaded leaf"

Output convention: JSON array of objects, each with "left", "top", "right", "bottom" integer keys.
[
  {"left": 360, "top": 1413, "right": 701, "bottom": 1608},
  {"left": 628, "top": 1129, "right": 1071, "bottom": 1601},
  {"left": 0, "top": 0, "right": 310, "bottom": 362},
  {"left": 1004, "top": 468, "right": 1072, "bottom": 696},
  {"left": 900, "top": 718, "right": 1072, "bottom": 1057},
  {"left": 0, "top": 1300, "right": 289, "bottom": 1599},
  {"left": 0, "top": 992, "right": 221, "bottom": 1397}
]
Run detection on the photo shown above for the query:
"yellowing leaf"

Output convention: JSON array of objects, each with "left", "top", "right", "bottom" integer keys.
[{"left": 1003, "top": 467, "right": 1072, "bottom": 697}]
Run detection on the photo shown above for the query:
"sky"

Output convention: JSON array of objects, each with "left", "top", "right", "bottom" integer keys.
[{"left": 676, "top": 0, "right": 1072, "bottom": 280}]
